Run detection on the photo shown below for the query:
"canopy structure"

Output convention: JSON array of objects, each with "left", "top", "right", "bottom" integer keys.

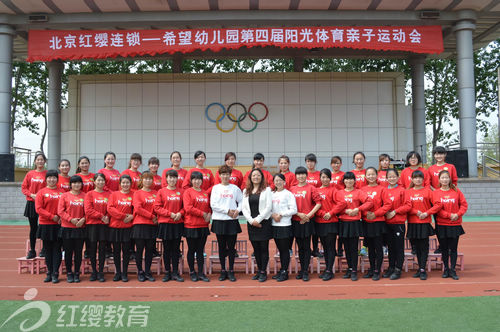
[{"left": 0, "top": 0, "right": 499, "bottom": 180}]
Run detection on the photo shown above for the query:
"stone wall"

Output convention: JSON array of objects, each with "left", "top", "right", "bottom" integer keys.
[{"left": 0, "top": 183, "right": 26, "bottom": 220}]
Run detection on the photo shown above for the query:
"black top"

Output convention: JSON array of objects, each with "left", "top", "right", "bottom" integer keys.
[{"left": 249, "top": 193, "right": 260, "bottom": 219}]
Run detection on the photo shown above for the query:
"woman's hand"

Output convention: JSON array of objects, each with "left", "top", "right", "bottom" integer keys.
[
  {"left": 123, "top": 214, "right": 133, "bottom": 223},
  {"left": 385, "top": 211, "right": 396, "bottom": 220},
  {"left": 450, "top": 213, "right": 459, "bottom": 221},
  {"left": 323, "top": 213, "right": 331, "bottom": 221},
  {"left": 366, "top": 211, "right": 375, "bottom": 220},
  {"left": 272, "top": 213, "right": 282, "bottom": 222}
]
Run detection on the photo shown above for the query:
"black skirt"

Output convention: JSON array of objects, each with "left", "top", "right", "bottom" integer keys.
[
  {"left": 108, "top": 227, "right": 132, "bottom": 242},
  {"left": 24, "top": 201, "right": 38, "bottom": 219},
  {"left": 86, "top": 224, "right": 109, "bottom": 242},
  {"left": 211, "top": 219, "right": 242, "bottom": 235},
  {"left": 132, "top": 224, "right": 158, "bottom": 240},
  {"left": 406, "top": 223, "right": 435, "bottom": 239},
  {"left": 292, "top": 220, "right": 315, "bottom": 238},
  {"left": 273, "top": 225, "right": 293, "bottom": 239},
  {"left": 339, "top": 220, "right": 363, "bottom": 238},
  {"left": 362, "top": 221, "right": 387, "bottom": 238},
  {"left": 157, "top": 223, "right": 184, "bottom": 241},
  {"left": 314, "top": 222, "right": 339, "bottom": 237},
  {"left": 436, "top": 224, "right": 465, "bottom": 239},
  {"left": 386, "top": 223, "right": 406, "bottom": 237},
  {"left": 59, "top": 227, "right": 86, "bottom": 240},
  {"left": 37, "top": 224, "right": 60, "bottom": 241},
  {"left": 184, "top": 227, "right": 210, "bottom": 239},
  {"left": 248, "top": 218, "right": 273, "bottom": 241}
]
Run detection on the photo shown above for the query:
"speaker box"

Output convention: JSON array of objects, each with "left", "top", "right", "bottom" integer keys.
[
  {"left": 0, "top": 154, "right": 15, "bottom": 182},
  {"left": 445, "top": 150, "right": 469, "bottom": 178}
]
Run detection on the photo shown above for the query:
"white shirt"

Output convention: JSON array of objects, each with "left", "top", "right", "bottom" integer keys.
[
  {"left": 271, "top": 189, "right": 298, "bottom": 227},
  {"left": 210, "top": 183, "right": 243, "bottom": 220},
  {"left": 242, "top": 187, "right": 272, "bottom": 223}
]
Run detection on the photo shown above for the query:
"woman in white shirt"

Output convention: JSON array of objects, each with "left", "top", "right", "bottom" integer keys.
[
  {"left": 271, "top": 173, "right": 297, "bottom": 282},
  {"left": 242, "top": 168, "right": 272, "bottom": 282},
  {"left": 210, "top": 165, "right": 243, "bottom": 282}
]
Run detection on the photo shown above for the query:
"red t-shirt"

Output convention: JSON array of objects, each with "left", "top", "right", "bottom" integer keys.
[
  {"left": 399, "top": 167, "right": 430, "bottom": 189},
  {"left": 214, "top": 168, "right": 244, "bottom": 188},
  {"left": 182, "top": 168, "right": 215, "bottom": 193},
  {"left": 75, "top": 173, "right": 95, "bottom": 193},
  {"left": 384, "top": 185, "right": 408, "bottom": 224},
  {"left": 290, "top": 184, "right": 321, "bottom": 222},
  {"left": 154, "top": 187, "right": 184, "bottom": 224},
  {"left": 152, "top": 174, "right": 162, "bottom": 192},
  {"left": 107, "top": 191, "right": 134, "bottom": 229},
  {"left": 351, "top": 169, "right": 367, "bottom": 189},
  {"left": 84, "top": 190, "right": 110, "bottom": 225},
  {"left": 161, "top": 167, "right": 187, "bottom": 190},
  {"left": 404, "top": 187, "right": 441, "bottom": 224},
  {"left": 377, "top": 170, "right": 389, "bottom": 187},
  {"left": 58, "top": 175, "right": 70, "bottom": 192},
  {"left": 330, "top": 171, "right": 345, "bottom": 191},
  {"left": 133, "top": 189, "right": 157, "bottom": 225},
  {"left": 360, "top": 185, "right": 392, "bottom": 222},
  {"left": 98, "top": 168, "right": 121, "bottom": 192},
  {"left": 58, "top": 191, "right": 86, "bottom": 228},
  {"left": 315, "top": 186, "right": 346, "bottom": 223},
  {"left": 21, "top": 170, "right": 47, "bottom": 202},
  {"left": 282, "top": 171, "right": 298, "bottom": 190},
  {"left": 183, "top": 188, "right": 211, "bottom": 229},
  {"left": 121, "top": 169, "right": 141, "bottom": 192},
  {"left": 306, "top": 171, "right": 321, "bottom": 188},
  {"left": 433, "top": 188, "right": 468, "bottom": 226},
  {"left": 35, "top": 187, "right": 63, "bottom": 225},
  {"left": 427, "top": 163, "right": 458, "bottom": 190},
  {"left": 335, "top": 188, "right": 373, "bottom": 221}
]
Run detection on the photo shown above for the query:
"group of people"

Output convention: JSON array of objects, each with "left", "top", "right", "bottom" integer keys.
[{"left": 22, "top": 146, "right": 467, "bottom": 284}]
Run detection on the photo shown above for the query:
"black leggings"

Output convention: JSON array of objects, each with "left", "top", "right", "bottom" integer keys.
[
  {"left": 319, "top": 233, "right": 337, "bottom": 272},
  {"left": 311, "top": 234, "right": 319, "bottom": 252},
  {"left": 387, "top": 224, "right": 405, "bottom": 270},
  {"left": 43, "top": 239, "right": 62, "bottom": 275},
  {"left": 365, "top": 235, "right": 384, "bottom": 273},
  {"left": 135, "top": 238, "right": 155, "bottom": 274},
  {"left": 439, "top": 237, "right": 460, "bottom": 270},
  {"left": 186, "top": 235, "right": 207, "bottom": 273},
  {"left": 216, "top": 234, "right": 237, "bottom": 271},
  {"left": 88, "top": 240, "right": 106, "bottom": 273},
  {"left": 343, "top": 237, "right": 359, "bottom": 271},
  {"left": 295, "top": 236, "right": 311, "bottom": 272},
  {"left": 112, "top": 240, "right": 131, "bottom": 275},
  {"left": 163, "top": 238, "right": 181, "bottom": 273},
  {"left": 413, "top": 237, "right": 429, "bottom": 270},
  {"left": 274, "top": 237, "right": 291, "bottom": 272},
  {"left": 62, "top": 238, "right": 84, "bottom": 274},
  {"left": 28, "top": 216, "right": 38, "bottom": 252},
  {"left": 251, "top": 240, "right": 269, "bottom": 272}
]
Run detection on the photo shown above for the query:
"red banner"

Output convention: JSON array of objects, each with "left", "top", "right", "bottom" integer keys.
[{"left": 27, "top": 26, "right": 443, "bottom": 62}]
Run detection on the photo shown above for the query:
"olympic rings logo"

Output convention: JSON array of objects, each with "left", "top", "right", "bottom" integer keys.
[{"left": 205, "top": 102, "right": 269, "bottom": 133}]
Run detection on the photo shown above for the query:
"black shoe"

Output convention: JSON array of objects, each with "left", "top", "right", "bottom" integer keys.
[
  {"left": 336, "top": 249, "right": 344, "bottom": 257},
  {"left": 89, "top": 272, "right": 97, "bottom": 282},
  {"left": 311, "top": 250, "right": 320, "bottom": 257},
  {"left": 228, "top": 271, "right": 236, "bottom": 282},
  {"left": 449, "top": 269, "right": 459, "bottom": 280},
  {"left": 411, "top": 248, "right": 417, "bottom": 255},
  {"left": 26, "top": 250, "right": 36, "bottom": 259},
  {"left": 44, "top": 274, "right": 52, "bottom": 283},
  {"left": 98, "top": 272, "right": 105, "bottom": 282},
  {"left": 162, "top": 272, "right": 172, "bottom": 282},
  {"left": 322, "top": 271, "right": 334, "bottom": 281},
  {"left": 73, "top": 273, "right": 81, "bottom": 283},
  {"left": 258, "top": 272, "right": 267, "bottom": 282},
  {"left": 52, "top": 273, "right": 59, "bottom": 284},
  {"left": 442, "top": 269, "right": 450, "bottom": 278},
  {"left": 145, "top": 272, "right": 155, "bottom": 282},
  {"left": 84, "top": 250, "right": 89, "bottom": 259},
  {"left": 152, "top": 249, "right": 161, "bottom": 258},
  {"left": 138, "top": 271, "right": 146, "bottom": 282},
  {"left": 252, "top": 272, "right": 261, "bottom": 280},
  {"left": 372, "top": 272, "right": 380, "bottom": 281},
  {"left": 39, "top": 248, "right": 46, "bottom": 258},
  {"left": 351, "top": 271, "right": 358, "bottom": 281},
  {"left": 129, "top": 252, "right": 136, "bottom": 261},
  {"left": 67, "top": 272, "right": 74, "bottom": 283},
  {"left": 198, "top": 273, "right": 210, "bottom": 282},
  {"left": 190, "top": 272, "right": 198, "bottom": 282},
  {"left": 219, "top": 270, "right": 228, "bottom": 281},
  {"left": 343, "top": 269, "right": 352, "bottom": 279},
  {"left": 317, "top": 251, "right": 324, "bottom": 258},
  {"left": 121, "top": 273, "right": 128, "bottom": 282},
  {"left": 272, "top": 273, "right": 280, "bottom": 280},
  {"left": 412, "top": 270, "right": 421, "bottom": 278},
  {"left": 434, "top": 248, "right": 442, "bottom": 254},
  {"left": 302, "top": 272, "right": 310, "bottom": 282},
  {"left": 296, "top": 270, "right": 304, "bottom": 280},
  {"left": 390, "top": 268, "right": 401, "bottom": 280},
  {"left": 113, "top": 273, "right": 122, "bottom": 282},
  {"left": 363, "top": 270, "right": 374, "bottom": 279},
  {"left": 383, "top": 268, "right": 394, "bottom": 278},
  {"left": 171, "top": 272, "right": 184, "bottom": 282},
  {"left": 277, "top": 270, "right": 288, "bottom": 282},
  {"left": 319, "top": 271, "right": 326, "bottom": 279},
  {"left": 420, "top": 271, "right": 427, "bottom": 280}
]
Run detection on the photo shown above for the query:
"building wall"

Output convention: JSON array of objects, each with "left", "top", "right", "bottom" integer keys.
[{"left": 63, "top": 72, "right": 409, "bottom": 173}]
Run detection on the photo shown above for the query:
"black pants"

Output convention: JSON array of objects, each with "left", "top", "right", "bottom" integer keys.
[
  {"left": 337, "top": 236, "right": 343, "bottom": 253},
  {"left": 413, "top": 237, "right": 429, "bottom": 270},
  {"left": 251, "top": 240, "right": 269, "bottom": 273},
  {"left": 320, "top": 233, "right": 337, "bottom": 272},
  {"left": 274, "top": 237, "right": 291, "bottom": 272},
  {"left": 43, "top": 239, "right": 62, "bottom": 275},
  {"left": 311, "top": 234, "right": 319, "bottom": 252},
  {"left": 163, "top": 238, "right": 181, "bottom": 273},
  {"left": 216, "top": 234, "right": 237, "bottom": 271},
  {"left": 28, "top": 216, "right": 38, "bottom": 252},
  {"left": 365, "top": 235, "right": 384, "bottom": 273},
  {"left": 439, "top": 237, "right": 460, "bottom": 270},
  {"left": 387, "top": 224, "right": 405, "bottom": 270},
  {"left": 135, "top": 238, "right": 155, "bottom": 274},
  {"left": 88, "top": 239, "right": 106, "bottom": 273},
  {"left": 62, "top": 238, "right": 84, "bottom": 274},
  {"left": 112, "top": 240, "right": 131, "bottom": 275},
  {"left": 186, "top": 235, "right": 207, "bottom": 273},
  {"left": 295, "top": 236, "right": 311, "bottom": 272},
  {"left": 343, "top": 237, "right": 359, "bottom": 271}
]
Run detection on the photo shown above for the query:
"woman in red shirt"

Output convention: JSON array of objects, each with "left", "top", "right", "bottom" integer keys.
[
  {"left": 155, "top": 169, "right": 185, "bottom": 282},
  {"left": 58, "top": 159, "right": 71, "bottom": 192},
  {"left": 161, "top": 151, "right": 187, "bottom": 190},
  {"left": 98, "top": 151, "right": 121, "bottom": 192},
  {"left": 75, "top": 156, "right": 95, "bottom": 193},
  {"left": 22, "top": 152, "right": 47, "bottom": 259},
  {"left": 433, "top": 170, "right": 467, "bottom": 280},
  {"left": 428, "top": 146, "right": 459, "bottom": 190},
  {"left": 107, "top": 175, "right": 134, "bottom": 282},
  {"left": 84, "top": 173, "right": 110, "bottom": 282},
  {"left": 404, "top": 170, "right": 441, "bottom": 280},
  {"left": 278, "top": 155, "right": 297, "bottom": 190},
  {"left": 183, "top": 171, "right": 212, "bottom": 282},
  {"left": 336, "top": 171, "right": 373, "bottom": 281},
  {"left": 361, "top": 167, "right": 391, "bottom": 280},
  {"left": 399, "top": 151, "right": 430, "bottom": 189},
  {"left": 132, "top": 172, "right": 158, "bottom": 282},
  {"left": 58, "top": 175, "right": 86, "bottom": 283},
  {"left": 214, "top": 152, "right": 244, "bottom": 188},
  {"left": 35, "top": 169, "right": 62, "bottom": 283},
  {"left": 121, "top": 153, "right": 142, "bottom": 192},
  {"left": 351, "top": 151, "right": 367, "bottom": 189},
  {"left": 148, "top": 157, "right": 163, "bottom": 192},
  {"left": 377, "top": 154, "right": 391, "bottom": 187},
  {"left": 330, "top": 155, "right": 345, "bottom": 258}
]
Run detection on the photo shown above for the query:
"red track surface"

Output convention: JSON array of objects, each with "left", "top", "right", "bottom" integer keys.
[{"left": 1, "top": 222, "right": 499, "bottom": 302}]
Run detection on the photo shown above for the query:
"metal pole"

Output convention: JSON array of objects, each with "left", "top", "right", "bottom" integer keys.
[{"left": 47, "top": 61, "right": 63, "bottom": 169}]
